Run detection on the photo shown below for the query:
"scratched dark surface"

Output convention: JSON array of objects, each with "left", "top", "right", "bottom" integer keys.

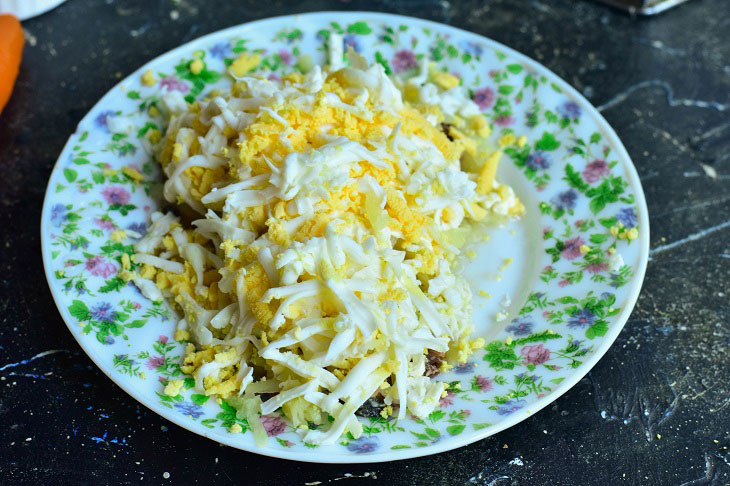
[{"left": 1, "top": 0, "right": 729, "bottom": 484}]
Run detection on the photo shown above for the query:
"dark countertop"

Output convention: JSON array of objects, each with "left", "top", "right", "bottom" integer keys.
[{"left": 1, "top": 0, "right": 729, "bottom": 484}]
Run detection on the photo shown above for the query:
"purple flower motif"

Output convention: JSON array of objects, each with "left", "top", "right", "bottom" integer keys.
[
  {"left": 615, "top": 207, "right": 638, "bottom": 229},
  {"left": 94, "top": 217, "right": 116, "bottom": 231},
  {"left": 160, "top": 76, "right": 189, "bottom": 93},
  {"left": 392, "top": 49, "right": 418, "bottom": 73},
  {"left": 474, "top": 375, "right": 493, "bottom": 392},
  {"left": 494, "top": 115, "right": 515, "bottom": 126},
  {"left": 347, "top": 435, "right": 380, "bottom": 453},
  {"left": 90, "top": 302, "right": 117, "bottom": 323},
  {"left": 158, "top": 335, "right": 168, "bottom": 344},
  {"left": 439, "top": 391, "right": 455, "bottom": 408},
  {"left": 105, "top": 336, "right": 115, "bottom": 345},
  {"left": 582, "top": 159, "right": 610, "bottom": 183},
  {"left": 277, "top": 49, "right": 292, "bottom": 65},
  {"left": 568, "top": 309, "right": 597, "bottom": 329},
  {"left": 557, "top": 100, "right": 581, "bottom": 120},
  {"left": 260, "top": 414, "right": 287, "bottom": 437},
  {"left": 506, "top": 317, "right": 534, "bottom": 336},
  {"left": 343, "top": 35, "right": 361, "bottom": 53},
  {"left": 586, "top": 262, "right": 608, "bottom": 274},
  {"left": 174, "top": 402, "right": 204, "bottom": 419},
  {"left": 521, "top": 344, "right": 551, "bottom": 365},
  {"left": 209, "top": 42, "right": 232, "bottom": 59},
  {"left": 561, "top": 236, "right": 585, "bottom": 261},
  {"left": 551, "top": 189, "right": 578, "bottom": 211},
  {"left": 472, "top": 87, "right": 495, "bottom": 110},
  {"left": 94, "top": 110, "right": 116, "bottom": 132},
  {"left": 526, "top": 151, "right": 550, "bottom": 170},
  {"left": 497, "top": 399, "right": 526, "bottom": 416},
  {"left": 600, "top": 292, "right": 614, "bottom": 301},
  {"left": 85, "top": 256, "right": 117, "bottom": 278},
  {"left": 458, "top": 40, "right": 483, "bottom": 57},
  {"left": 50, "top": 204, "right": 68, "bottom": 227},
  {"left": 145, "top": 356, "right": 165, "bottom": 370},
  {"left": 454, "top": 361, "right": 475, "bottom": 374},
  {"left": 102, "top": 186, "right": 131, "bottom": 205},
  {"left": 126, "top": 222, "right": 147, "bottom": 236}
]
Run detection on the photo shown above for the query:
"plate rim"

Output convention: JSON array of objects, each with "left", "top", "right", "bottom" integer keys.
[{"left": 40, "top": 10, "right": 650, "bottom": 463}]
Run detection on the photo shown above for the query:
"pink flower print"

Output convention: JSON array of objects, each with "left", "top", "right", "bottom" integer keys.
[
  {"left": 494, "top": 115, "right": 515, "bottom": 126},
  {"left": 472, "top": 87, "right": 495, "bottom": 110},
  {"left": 474, "top": 375, "right": 493, "bottom": 392},
  {"left": 278, "top": 49, "right": 292, "bottom": 65},
  {"left": 158, "top": 335, "right": 168, "bottom": 344},
  {"left": 561, "top": 237, "right": 585, "bottom": 261},
  {"left": 267, "top": 73, "right": 280, "bottom": 81},
  {"left": 460, "top": 409, "right": 471, "bottom": 419},
  {"left": 260, "top": 414, "right": 286, "bottom": 437},
  {"left": 158, "top": 376, "right": 169, "bottom": 385},
  {"left": 146, "top": 356, "right": 165, "bottom": 370},
  {"left": 586, "top": 262, "right": 608, "bottom": 274},
  {"left": 439, "top": 391, "right": 455, "bottom": 408},
  {"left": 85, "top": 256, "right": 117, "bottom": 278},
  {"left": 392, "top": 49, "right": 418, "bottom": 73},
  {"left": 542, "top": 310, "right": 553, "bottom": 319},
  {"left": 558, "top": 279, "right": 570, "bottom": 287},
  {"left": 160, "top": 76, "right": 189, "bottom": 92},
  {"left": 521, "top": 344, "right": 551, "bottom": 366},
  {"left": 102, "top": 186, "right": 130, "bottom": 205},
  {"left": 582, "top": 159, "right": 610, "bottom": 183},
  {"left": 94, "top": 217, "right": 116, "bottom": 231}
]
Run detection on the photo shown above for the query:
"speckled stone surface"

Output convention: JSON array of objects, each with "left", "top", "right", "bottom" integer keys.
[{"left": 1, "top": 0, "right": 729, "bottom": 484}]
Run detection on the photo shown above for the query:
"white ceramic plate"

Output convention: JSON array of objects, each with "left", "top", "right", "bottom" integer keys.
[{"left": 41, "top": 12, "right": 649, "bottom": 462}]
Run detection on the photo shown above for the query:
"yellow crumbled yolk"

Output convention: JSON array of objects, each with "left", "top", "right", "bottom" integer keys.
[
  {"left": 147, "top": 128, "right": 162, "bottom": 143},
  {"left": 110, "top": 230, "right": 127, "bottom": 242},
  {"left": 121, "top": 253, "right": 131, "bottom": 270},
  {"left": 189, "top": 59, "right": 204, "bottom": 75},
  {"left": 476, "top": 151, "right": 502, "bottom": 194},
  {"left": 498, "top": 133, "right": 516, "bottom": 148},
  {"left": 164, "top": 380, "right": 184, "bottom": 397},
  {"left": 122, "top": 166, "right": 145, "bottom": 182},
  {"left": 141, "top": 70, "right": 155, "bottom": 86},
  {"left": 229, "top": 53, "right": 260, "bottom": 78},
  {"left": 431, "top": 71, "right": 460, "bottom": 90},
  {"left": 174, "top": 329, "right": 191, "bottom": 341}
]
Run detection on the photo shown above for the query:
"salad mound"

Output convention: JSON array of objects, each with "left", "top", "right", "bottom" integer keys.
[{"left": 126, "top": 36, "right": 524, "bottom": 445}]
